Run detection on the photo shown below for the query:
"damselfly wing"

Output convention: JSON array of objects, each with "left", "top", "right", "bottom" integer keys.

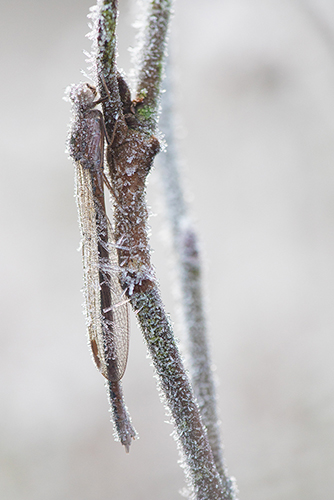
[{"left": 68, "top": 83, "right": 129, "bottom": 382}]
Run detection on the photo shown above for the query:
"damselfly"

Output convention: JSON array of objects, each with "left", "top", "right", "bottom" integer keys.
[{"left": 68, "top": 82, "right": 129, "bottom": 383}]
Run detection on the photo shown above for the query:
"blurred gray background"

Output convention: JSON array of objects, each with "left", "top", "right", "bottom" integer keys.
[{"left": 1, "top": 0, "right": 334, "bottom": 498}]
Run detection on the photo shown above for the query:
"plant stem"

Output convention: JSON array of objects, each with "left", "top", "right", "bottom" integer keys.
[
  {"left": 132, "top": 288, "right": 229, "bottom": 499},
  {"left": 158, "top": 68, "right": 235, "bottom": 497},
  {"left": 134, "top": 0, "right": 173, "bottom": 133}
]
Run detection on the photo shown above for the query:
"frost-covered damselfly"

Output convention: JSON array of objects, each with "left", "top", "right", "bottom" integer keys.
[
  {"left": 68, "top": 82, "right": 129, "bottom": 382},
  {"left": 67, "top": 82, "right": 135, "bottom": 450}
]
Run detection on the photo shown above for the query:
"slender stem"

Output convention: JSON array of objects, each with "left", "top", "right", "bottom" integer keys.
[
  {"left": 134, "top": 0, "right": 173, "bottom": 133},
  {"left": 158, "top": 69, "right": 235, "bottom": 496}
]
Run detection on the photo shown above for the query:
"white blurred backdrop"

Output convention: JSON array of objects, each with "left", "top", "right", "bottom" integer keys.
[{"left": 1, "top": 0, "right": 334, "bottom": 498}]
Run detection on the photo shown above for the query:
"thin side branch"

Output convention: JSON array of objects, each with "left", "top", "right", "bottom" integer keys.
[
  {"left": 135, "top": 0, "right": 173, "bottom": 133},
  {"left": 158, "top": 69, "right": 235, "bottom": 497}
]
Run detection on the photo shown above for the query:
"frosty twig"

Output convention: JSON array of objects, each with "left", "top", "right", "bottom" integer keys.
[
  {"left": 158, "top": 70, "right": 236, "bottom": 496},
  {"left": 134, "top": 0, "right": 172, "bottom": 133}
]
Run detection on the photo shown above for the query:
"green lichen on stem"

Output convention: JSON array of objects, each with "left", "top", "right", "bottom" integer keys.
[{"left": 136, "top": 104, "right": 156, "bottom": 122}]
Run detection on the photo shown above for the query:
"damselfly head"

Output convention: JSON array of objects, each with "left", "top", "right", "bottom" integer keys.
[{"left": 67, "top": 82, "right": 97, "bottom": 113}]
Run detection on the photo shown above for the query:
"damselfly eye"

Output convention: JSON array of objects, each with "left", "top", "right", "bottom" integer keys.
[
  {"left": 68, "top": 82, "right": 97, "bottom": 111},
  {"left": 86, "top": 83, "right": 97, "bottom": 97}
]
